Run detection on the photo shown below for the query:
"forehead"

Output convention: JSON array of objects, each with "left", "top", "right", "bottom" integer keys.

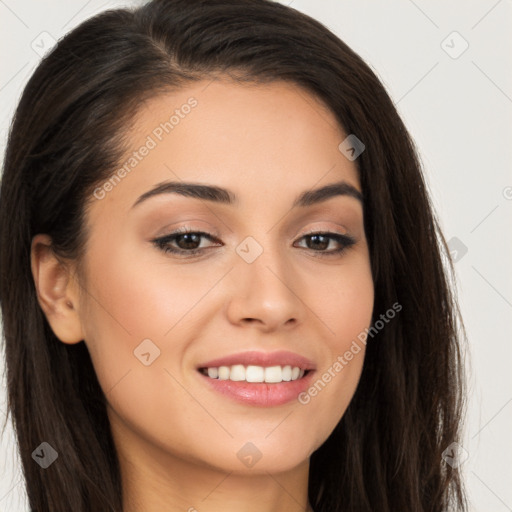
[{"left": 87, "top": 78, "right": 361, "bottom": 219}]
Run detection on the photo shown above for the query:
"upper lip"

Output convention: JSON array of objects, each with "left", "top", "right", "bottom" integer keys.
[{"left": 198, "top": 350, "right": 316, "bottom": 371}]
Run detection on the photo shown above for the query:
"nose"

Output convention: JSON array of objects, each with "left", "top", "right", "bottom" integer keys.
[{"left": 225, "top": 242, "right": 306, "bottom": 333}]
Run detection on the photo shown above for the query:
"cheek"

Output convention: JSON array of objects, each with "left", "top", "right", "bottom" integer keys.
[
  {"left": 79, "top": 237, "right": 221, "bottom": 356},
  {"left": 294, "top": 256, "right": 374, "bottom": 444},
  {"left": 76, "top": 240, "right": 185, "bottom": 393},
  {"left": 305, "top": 254, "right": 374, "bottom": 352}
]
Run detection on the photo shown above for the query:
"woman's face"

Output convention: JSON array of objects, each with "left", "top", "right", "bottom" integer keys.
[{"left": 71, "top": 79, "right": 374, "bottom": 477}]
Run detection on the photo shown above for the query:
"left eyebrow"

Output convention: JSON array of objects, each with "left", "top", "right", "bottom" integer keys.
[
  {"left": 131, "top": 179, "right": 363, "bottom": 209},
  {"left": 294, "top": 181, "right": 363, "bottom": 207}
]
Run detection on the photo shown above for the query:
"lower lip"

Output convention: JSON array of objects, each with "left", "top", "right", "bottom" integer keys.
[{"left": 198, "top": 371, "right": 315, "bottom": 407}]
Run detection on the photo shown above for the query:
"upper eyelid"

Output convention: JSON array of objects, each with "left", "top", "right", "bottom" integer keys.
[{"left": 156, "top": 228, "right": 350, "bottom": 241}]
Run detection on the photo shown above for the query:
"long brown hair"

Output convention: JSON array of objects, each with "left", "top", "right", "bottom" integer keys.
[{"left": 0, "top": 1, "right": 467, "bottom": 510}]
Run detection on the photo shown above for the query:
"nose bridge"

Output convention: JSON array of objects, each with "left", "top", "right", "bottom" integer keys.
[
  {"left": 236, "top": 233, "right": 288, "bottom": 288},
  {"left": 225, "top": 232, "right": 304, "bottom": 329}
]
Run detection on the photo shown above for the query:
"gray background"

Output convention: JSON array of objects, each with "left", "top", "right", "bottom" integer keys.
[{"left": 1, "top": 1, "right": 511, "bottom": 510}]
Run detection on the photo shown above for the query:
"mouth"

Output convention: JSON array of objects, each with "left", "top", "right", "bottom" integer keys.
[
  {"left": 196, "top": 351, "right": 316, "bottom": 406},
  {"left": 199, "top": 364, "right": 310, "bottom": 383}
]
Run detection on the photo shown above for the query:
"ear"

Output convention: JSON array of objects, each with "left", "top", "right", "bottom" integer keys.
[{"left": 30, "top": 234, "right": 84, "bottom": 344}]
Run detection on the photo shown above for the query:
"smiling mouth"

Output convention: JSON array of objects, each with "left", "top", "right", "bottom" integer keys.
[{"left": 199, "top": 364, "right": 310, "bottom": 383}]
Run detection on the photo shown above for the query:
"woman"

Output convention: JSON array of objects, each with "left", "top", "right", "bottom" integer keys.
[{"left": 0, "top": 0, "right": 467, "bottom": 510}]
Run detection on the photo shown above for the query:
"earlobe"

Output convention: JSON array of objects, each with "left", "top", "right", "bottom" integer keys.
[{"left": 30, "top": 234, "right": 84, "bottom": 344}]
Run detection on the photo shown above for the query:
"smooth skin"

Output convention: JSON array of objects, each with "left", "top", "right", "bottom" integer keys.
[{"left": 31, "top": 78, "right": 374, "bottom": 512}]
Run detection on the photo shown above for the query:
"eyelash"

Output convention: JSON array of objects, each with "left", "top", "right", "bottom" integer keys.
[{"left": 152, "top": 227, "right": 356, "bottom": 259}]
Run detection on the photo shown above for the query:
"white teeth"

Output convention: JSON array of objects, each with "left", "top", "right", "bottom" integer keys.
[
  {"left": 264, "top": 365, "right": 282, "bottom": 383},
  {"left": 207, "top": 367, "right": 218, "bottom": 379},
  {"left": 230, "top": 364, "right": 246, "bottom": 381},
  {"left": 246, "top": 365, "right": 264, "bottom": 382},
  {"left": 218, "top": 366, "right": 230, "bottom": 380},
  {"left": 201, "top": 364, "right": 307, "bottom": 383}
]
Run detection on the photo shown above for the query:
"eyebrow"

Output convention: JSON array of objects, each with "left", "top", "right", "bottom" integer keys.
[{"left": 131, "top": 179, "right": 363, "bottom": 209}]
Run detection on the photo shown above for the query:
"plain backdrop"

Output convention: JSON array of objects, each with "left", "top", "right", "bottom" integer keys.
[{"left": 1, "top": 1, "right": 511, "bottom": 511}]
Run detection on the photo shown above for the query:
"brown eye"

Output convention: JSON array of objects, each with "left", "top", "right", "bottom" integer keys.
[
  {"left": 294, "top": 232, "right": 356, "bottom": 256},
  {"left": 152, "top": 230, "right": 221, "bottom": 256}
]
